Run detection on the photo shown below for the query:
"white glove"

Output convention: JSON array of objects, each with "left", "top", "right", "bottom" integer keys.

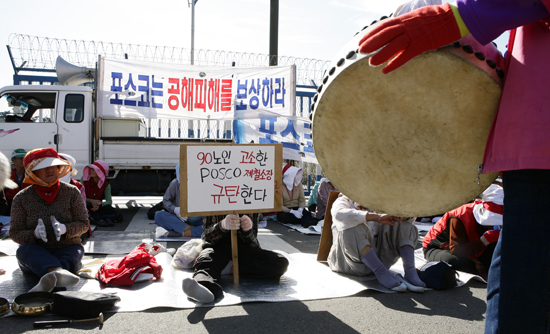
[
  {"left": 290, "top": 209, "right": 303, "bottom": 219},
  {"left": 51, "top": 216, "right": 67, "bottom": 242},
  {"left": 174, "top": 207, "right": 181, "bottom": 217},
  {"left": 221, "top": 214, "right": 240, "bottom": 230},
  {"left": 34, "top": 219, "right": 48, "bottom": 242},
  {"left": 240, "top": 215, "right": 253, "bottom": 232},
  {"left": 178, "top": 216, "right": 188, "bottom": 223}
]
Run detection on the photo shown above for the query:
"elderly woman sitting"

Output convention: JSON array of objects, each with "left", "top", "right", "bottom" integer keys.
[
  {"left": 10, "top": 148, "right": 89, "bottom": 292},
  {"left": 276, "top": 164, "right": 312, "bottom": 227},
  {"left": 328, "top": 193, "right": 425, "bottom": 291}
]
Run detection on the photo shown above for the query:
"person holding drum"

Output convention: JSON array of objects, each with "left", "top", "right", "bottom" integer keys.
[
  {"left": 327, "top": 193, "right": 425, "bottom": 292},
  {"left": 9, "top": 148, "right": 89, "bottom": 292},
  {"left": 423, "top": 183, "right": 503, "bottom": 278},
  {"left": 277, "top": 164, "right": 313, "bottom": 227},
  {"left": 358, "top": 0, "right": 550, "bottom": 332}
]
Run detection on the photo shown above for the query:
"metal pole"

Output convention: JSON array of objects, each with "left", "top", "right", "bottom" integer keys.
[
  {"left": 269, "top": 0, "right": 279, "bottom": 66},
  {"left": 191, "top": 0, "right": 195, "bottom": 65}
]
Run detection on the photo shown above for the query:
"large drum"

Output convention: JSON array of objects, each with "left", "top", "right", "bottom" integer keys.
[{"left": 312, "top": 20, "right": 504, "bottom": 217}]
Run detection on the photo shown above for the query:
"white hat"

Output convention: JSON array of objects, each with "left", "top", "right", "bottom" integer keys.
[
  {"left": 59, "top": 153, "right": 78, "bottom": 176},
  {"left": 32, "top": 157, "right": 69, "bottom": 171},
  {"left": 473, "top": 184, "right": 504, "bottom": 226}
]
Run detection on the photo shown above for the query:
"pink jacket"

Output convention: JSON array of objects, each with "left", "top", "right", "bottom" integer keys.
[{"left": 483, "top": 10, "right": 550, "bottom": 173}]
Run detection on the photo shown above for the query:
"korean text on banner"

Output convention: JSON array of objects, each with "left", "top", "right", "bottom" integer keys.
[
  {"left": 96, "top": 57, "right": 295, "bottom": 121},
  {"left": 234, "top": 117, "right": 317, "bottom": 164},
  {"left": 180, "top": 143, "right": 283, "bottom": 217}
]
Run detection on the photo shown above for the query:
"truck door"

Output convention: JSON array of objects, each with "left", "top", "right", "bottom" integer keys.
[
  {"left": 0, "top": 90, "right": 58, "bottom": 159},
  {"left": 56, "top": 91, "right": 91, "bottom": 172}
]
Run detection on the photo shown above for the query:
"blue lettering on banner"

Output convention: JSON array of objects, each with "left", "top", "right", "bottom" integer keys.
[
  {"left": 236, "top": 79, "right": 248, "bottom": 111},
  {"left": 259, "top": 118, "right": 277, "bottom": 135},
  {"left": 280, "top": 119, "right": 300, "bottom": 141},
  {"left": 234, "top": 77, "right": 286, "bottom": 112},
  {"left": 151, "top": 75, "right": 163, "bottom": 108},
  {"left": 274, "top": 78, "right": 285, "bottom": 107},
  {"left": 261, "top": 78, "right": 273, "bottom": 108},
  {"left": 303, "top": 122, "right": 314, "bottom": 153},
  {"left": 124, "top": 73, "right": 137, "bottom": 106},
  {"left": 138, "top": 75, "right": 150, "bottom": 107},
  {"left": 108, "top": 72, "right": 163, "bottom": 109},
  {"left": 110, "top": 72, "right": 123, "bottom": 105}
]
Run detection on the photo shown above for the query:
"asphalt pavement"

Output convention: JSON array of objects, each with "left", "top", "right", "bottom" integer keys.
[{"left": 1, "top": 196, "right": 488, "bottom": 334}]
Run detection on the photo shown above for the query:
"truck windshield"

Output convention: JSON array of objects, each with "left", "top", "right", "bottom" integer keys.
[{"left": 0, "top": 93, "right": 55, "bottom": 123}]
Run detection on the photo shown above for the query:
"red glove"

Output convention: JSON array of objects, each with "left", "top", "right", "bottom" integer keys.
[
  {"left": 358, "top": 3, "right": 461, "bottom": 74},
  {"left": 482, "top": 229, "right": 501, "bottom": 244}
]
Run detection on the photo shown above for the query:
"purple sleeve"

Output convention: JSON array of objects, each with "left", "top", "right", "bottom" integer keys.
[{"left": 457, "top": 0, "right": 550, "bottom": 45}]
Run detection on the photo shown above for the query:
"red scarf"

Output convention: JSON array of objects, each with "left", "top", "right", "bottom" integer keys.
[
  {"left": 84, "top": 178, "right": 108, "bottom": 200},
  {"left": 32, "top": 181, "right": 61, "bottom": 204}
]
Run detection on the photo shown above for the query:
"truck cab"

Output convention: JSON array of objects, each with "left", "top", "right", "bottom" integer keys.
[{"left": 0, "top": 85, "right": 93, "bottom": 173}]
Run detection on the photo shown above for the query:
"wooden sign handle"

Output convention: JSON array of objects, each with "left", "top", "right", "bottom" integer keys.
[{"left": 231, "top": 230, "right": 239, "bottom": 284}]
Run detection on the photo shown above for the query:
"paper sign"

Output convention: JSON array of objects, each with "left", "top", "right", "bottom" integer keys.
[{"left": 180, "top": 143, "right": 282, "bottom": 216}]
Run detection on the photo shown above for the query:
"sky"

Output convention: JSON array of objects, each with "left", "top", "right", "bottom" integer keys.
[{"left": 0, "top": 0, "right": 509, "bottom": 87}]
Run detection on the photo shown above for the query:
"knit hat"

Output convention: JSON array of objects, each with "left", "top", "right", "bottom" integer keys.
[
  {"left": 83, "top": 160, "right": 109, "bottom": 189},
  {"left": 473, "top": 184, "right": 504, "bottom": 226}
]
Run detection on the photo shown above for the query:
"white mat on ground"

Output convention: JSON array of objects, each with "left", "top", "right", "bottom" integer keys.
[
  {"left": 155, "top": 226, "right": 195, "bottom": 242},
  {"left": 82, "top": 231, "right": 161, "bottom": 255},
  {"left": 0, "top": 250, "right": 486, "bottom": 315},
  {"left": 271, "top": 218, "right": 322, "bottom": 235}
]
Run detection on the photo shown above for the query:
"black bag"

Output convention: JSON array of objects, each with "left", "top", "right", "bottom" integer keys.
[
  {"left": 417, "top": 261, "right": 459, "bottom": 290},
  {"left": 147, "top": 201, "right": 164, "bottom": 220},
  {"left": 52, "top": 291, "right": 121, "bottom": 318}
]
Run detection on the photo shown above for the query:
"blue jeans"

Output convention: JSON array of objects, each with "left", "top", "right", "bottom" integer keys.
[
  {"left": 485, "top": 169, "right": 550, "bottom": 333},
  {"left": 16, "top": 243, "right": 85, "bottom": 277},
  {"left": 154, "top": 211, "right": 203, "bottom": 237}
]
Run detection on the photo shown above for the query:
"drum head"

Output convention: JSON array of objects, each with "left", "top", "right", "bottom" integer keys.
[{"left": 313, "top": 40, "right": 501, "bottom": 217}]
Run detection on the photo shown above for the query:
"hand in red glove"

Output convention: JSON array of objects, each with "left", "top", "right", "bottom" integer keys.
[
  {"left": 358, "top": 3, "right": 462, "bottom": 74},
  {"left": 482, "top": 229, "right": 501, "bottom": 245}
]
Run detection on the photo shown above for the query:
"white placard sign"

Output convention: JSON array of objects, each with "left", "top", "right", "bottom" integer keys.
[{"left": 180, "top": 143, "right": 283, "bottom": 216}]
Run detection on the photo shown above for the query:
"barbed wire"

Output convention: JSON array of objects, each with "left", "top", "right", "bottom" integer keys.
[{"left": 8, "top": 33, "right": 330, "bottom": 86}]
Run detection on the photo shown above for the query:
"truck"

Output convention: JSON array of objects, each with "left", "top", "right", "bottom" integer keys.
[
  {"left": 0, "top": 83, "right": 236, "bottom": 193},
  {"left": 0, "top": 56, "right": 308, "bottom": 194}
]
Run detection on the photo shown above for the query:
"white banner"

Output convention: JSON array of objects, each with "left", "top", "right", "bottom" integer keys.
[
  {"left": 234, "top": 117, "right": 317, "bottom": 164},
  {"left": 97, "top": 57, "right": 295, "bottom": 120}
]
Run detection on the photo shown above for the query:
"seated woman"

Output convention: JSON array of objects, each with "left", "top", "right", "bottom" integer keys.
[
  {"left": 81, "top": 160, "right": 122, "bottom": 227},
  {"left": 328, "top": 193, "right": 425, "bottom": 291},
  {"left": 276, "top": 164, "right": 312, "bottom": 227},
  {"left": 182, "top": 214, "right": 289, "bottom": 303},
  {"left": 9, "top": 148, "right": 89, "bottom": 292},
  {"left": 154, "top": 164, "right": 203, "bottom": 237},
  {"left": 315, "top": 178, "right": 338, "bottom": 221},
  {"left": 423, "top": 183, "right": 503, "bottom": 277},
  {"left": 5, "top": 149, "right": 32, "bottom": 216}
]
